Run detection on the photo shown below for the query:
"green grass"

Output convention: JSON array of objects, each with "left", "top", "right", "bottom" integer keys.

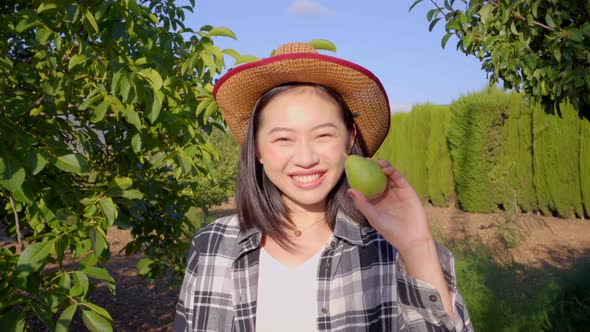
[{"left": 441, "top": 236, "right": 590, "bottom": 331}]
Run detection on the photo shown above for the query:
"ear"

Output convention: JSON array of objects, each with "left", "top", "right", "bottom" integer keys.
[
  {"left": 255, "top": 146, "right": 263, "bottom": 164},
  {"left": 347, "top": 125, "right": 357, "bottom": 154}
]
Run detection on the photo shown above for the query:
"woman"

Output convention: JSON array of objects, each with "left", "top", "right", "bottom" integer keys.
[{"left": 175, "top": 42, "right": 472, "bottom": 331}]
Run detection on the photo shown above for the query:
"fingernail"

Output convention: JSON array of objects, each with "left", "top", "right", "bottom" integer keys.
[{"left": 347, "top": 189, "right": 356, "bottom": 199}]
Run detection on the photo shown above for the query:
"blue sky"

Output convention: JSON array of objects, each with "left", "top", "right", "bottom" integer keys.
[{"left": 183, "top": 0, "right": 490, "bottom": 112}]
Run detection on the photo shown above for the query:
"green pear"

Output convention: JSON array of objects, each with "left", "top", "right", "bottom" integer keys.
[{"left": 345, "top": 155, "right": 387, "bottom": 199}]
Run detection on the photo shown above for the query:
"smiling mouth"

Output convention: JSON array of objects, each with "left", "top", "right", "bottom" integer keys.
[{"left": 291, "top": 173, "right": 324, "bottom": 183}]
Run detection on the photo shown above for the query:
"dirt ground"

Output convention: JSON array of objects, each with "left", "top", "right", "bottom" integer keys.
[{"left": 6, "top": 204, "right": 590, "bottom": 331}]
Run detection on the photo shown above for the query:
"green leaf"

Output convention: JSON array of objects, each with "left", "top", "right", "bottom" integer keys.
[
  {"left": 195, "top": 97, "right": 213, "bottom": 115},
  {"left": 441, "top": 33, "right": 452, "bottom": 49},
  {"left": 91, "top": 100, "right": 110, "bottom": 123},
  {"left": 68, "top": 54, "right": 87, "bottom": 70},
  {"left": 138, "top": 68, "right": 163, "bottom": 91},
  {"left": 148, "top": 90, "right": 163, "bottom": 123},
  {"left": 54, "top": 154, "right": 90, "bottom": 174},
  {"left": 121, "top": 107, "right": 142, "bottom": 130},
  {"left": 0, "top": 155, "right": 26, "bottom": 193},
  {"left": 89, "top": 228, "right": 107, "bottom": 256},
  {"left": 545, "top": 13, "right": 556, "bottom": 28},
  {"left": 568, "top": 28, "right": 584, "bottom": 43},
  {"left": 137, "top": 257, "right": 154, "bottom": 275},
  {"left": 16, "top": 240, "right": 54, "bottom": 273},
  {"left": 82, "top": 310, "right": 113, "bottom": 332},
  {"left": 79, "top": 92, "right": 101, "bottom": 110},
  {"left": 109, "top": 177, "right": 133, "bottom": 190},
  {"left": 222, "top": 48, "right": 241, "bottom": 60},
  {"left": 234, "top": 55, "right": 259, "bottom": 65},
  {"left": 82, "top": 301, "right": 113, "bottom": 321},
  {"left": 111, "top": 189, "right": 144, "bottom": 200},
  {"left": 83, "top": 266, "right": 115, "bottom": 283},
  {"left": 37, "top": 2, "right": 59, "bottom": 13},
  {"left": 131, "top": 133, "right": 142, "bottom": 153},
  {"left": 207, "top": 26, "right": 237, "bottom": 39},
  {"left": 74, "top": 271, "right": 90, "bottom": 296},
  {"left": 84, "top": 9, "right": 99, "bottom": 33},
  {"left": 0, "top": 310, "right": 25, "bottom": 332},
  {"left": 99, "top": 197, "right": 117, "bottom": 226},
  {"left": 57, "top": 208, "right": 78, "bottom": 225},
  {"left": 553, "top": 47, "right": 562, "bottom": 62},
  {"left": 429, "top": 17, "right": 441, "bottom": 32},
  {"left": 80, "top": 253, "right": 98, "bottom": 269},
  {"left": 12, "top": 185, "right": 33, "bottom": 205},
  {"left": 479, "top": 4, "right": 493, "bottom": 25},
  {"left": 15, "top": 17, "right": 42, "bottom": 33},
  {"left": 203, "top": 99, "right": 218, "bottom": 120},
  {"left": 36, "top": 28, "right": 53, "bottom": 44},
  {"left": 25, "top": 150, "right": 48, "bottom": 175},
  {"left": 308, "top": 39, "right": 337, "bottom": 52},
  {"left": 409, "top": 0, "right": 423, "bottom": 12},
  {"left": 55, "top": 304, "right": 77, "bottom": 332},
  {"left": 427, "top": 8, "right": 438, "bottom": 21},
  {"left": 55, "top": 236, "right": 69, "bottom": 267}
]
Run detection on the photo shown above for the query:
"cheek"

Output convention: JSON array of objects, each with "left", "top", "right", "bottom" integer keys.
[{"left": 258, "top": 143, "right": 289, "bottom": 165}]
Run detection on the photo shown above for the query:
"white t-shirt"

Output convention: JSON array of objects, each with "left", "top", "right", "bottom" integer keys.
[{"left": 255, "top": 246, "right": 323, "bottom": 332}]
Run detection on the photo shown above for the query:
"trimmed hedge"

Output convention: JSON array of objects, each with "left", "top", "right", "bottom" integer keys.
[
  {"left": 581, "top": 119, "right": 590, "bottom": 216},
  {"left": 533, "top": 104, "right": 584, "bottom": 217},
  {"left": 406, "top": 105, "right": 432, "bottom": 202},
  {"left": 448, "top": 88, "right": 510, "bottom": 212},
  {"left": 426, "top": 105, "right": 454, "bottom": 206},
  {"left": 376, "top": 112, "right": 408, "bottom": 174},
  {"left": 375, "top": 88, "right": 588, "bottom": 218},
  {"left": 498, "top": 94, "right": 536, "bottom": 212}
]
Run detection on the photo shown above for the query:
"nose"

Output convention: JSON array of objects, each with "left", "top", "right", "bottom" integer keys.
[{"left": 293, "top": 138, "right": 319, "bottom": 168}]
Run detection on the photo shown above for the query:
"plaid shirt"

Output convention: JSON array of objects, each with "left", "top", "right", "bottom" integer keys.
[{"left": 175, "top": 213, "right": 473, "bottom": 331}]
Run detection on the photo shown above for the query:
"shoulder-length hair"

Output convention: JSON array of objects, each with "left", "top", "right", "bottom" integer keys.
[{"left": 235, "top": 83, "right": 369, "bottom": 248}]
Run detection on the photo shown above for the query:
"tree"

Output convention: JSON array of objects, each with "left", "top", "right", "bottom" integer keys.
[
  {"left": 411, "top": 0, "right": 590, "bottom": 119},
  {"left": 191, "top": 129, "right": 239, "bottom": 225},
  {"left": 0, "top": 0, "right": 246, "bottom": 330}
]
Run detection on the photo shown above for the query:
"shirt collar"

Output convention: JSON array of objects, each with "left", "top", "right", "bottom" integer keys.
[
  {"left": 235, "top": 211, "right": 371, "bottom": 252},
  {"left": 332, "top": 211, "right": 371, "bottom": 246}
]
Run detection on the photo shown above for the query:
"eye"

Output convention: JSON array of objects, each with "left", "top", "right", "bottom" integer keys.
[
  {"left": 316, "top": 132, "right": 335, "bottom": 140},
  {"left": 273, "top": 137, "right": 292, "bottom": 143}
]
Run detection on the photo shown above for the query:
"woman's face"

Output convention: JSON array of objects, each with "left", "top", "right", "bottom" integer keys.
[{"left": 256, "top": 86, "right": 354, "bottom": 212}]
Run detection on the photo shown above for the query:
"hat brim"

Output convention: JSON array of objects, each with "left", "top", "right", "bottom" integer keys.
[{"left": 213, "top": 52, "right": 390, "bottom": 156}]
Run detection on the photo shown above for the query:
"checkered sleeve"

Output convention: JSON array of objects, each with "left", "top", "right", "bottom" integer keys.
[
  {"left": 174, "top": 233, "right": 200, "bottom": 331},
  {"left": 396, "top": 242, "right": 473, "bottom": 331}
]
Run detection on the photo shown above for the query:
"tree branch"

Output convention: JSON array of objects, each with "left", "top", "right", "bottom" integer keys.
[
  {"left": 9, "top": 195, "right": 24, "bottom": 251},
  {"left": 513, "top": 12, "right": 554, "bottom": 31}
]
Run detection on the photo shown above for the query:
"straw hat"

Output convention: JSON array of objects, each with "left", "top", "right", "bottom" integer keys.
[{"left": 213, "top": 42, "right": 390, "bottom": 156}]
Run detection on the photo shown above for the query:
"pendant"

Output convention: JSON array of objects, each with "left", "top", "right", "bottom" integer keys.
[{"left": 294, "top": 230, "right": 302, "bottom": 237}]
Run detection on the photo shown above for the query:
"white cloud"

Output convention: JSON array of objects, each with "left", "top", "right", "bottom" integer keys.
[{"left": 288, "top": 0, "right": 335, "bottom": 16}]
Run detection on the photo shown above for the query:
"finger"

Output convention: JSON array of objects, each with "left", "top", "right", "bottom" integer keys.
[
  {"left": 377, "top": 159, "right": 410, "bottom": 188},
  {"left": 347, "top": 189, "right": 379, "bottom": 221},
  {"left": 389, "top": 167, "right": 410, "bottom": 188}
]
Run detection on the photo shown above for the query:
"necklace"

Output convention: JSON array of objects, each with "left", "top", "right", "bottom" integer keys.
[{"left": 293, "top": 217, "right": 325, "bottom": 237}]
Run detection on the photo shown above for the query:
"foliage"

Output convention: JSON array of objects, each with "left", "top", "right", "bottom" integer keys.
[
  {"left": 425, "top": 104, "right": 454, "bottom": 207},
  {"left": 374, "top": 112, "right": 409, "bottom": 186},
  {"left": 0, "top": 0, "right": 244, "bottom": 329},
  {"left": 406, "top": 105, "right": 431, "bottom": 202},
  {"left": 533, "top": 103, "right": 583, "bottom": 218},
  {"left": 411, "top": 0, "right": 590, "bottom": 119},
  {"left": 497, "top": 94, "right": 536, "bottom": 212},
  {"left": 191, "top": 129, "right": 239, "bottom": 225},
  {"left": 580, "top": 119, "right": 590, "bottom": 217},
  {"left": 442, "top": 236, "right": 590, "bottom": 331},
  {"left": 448, "top": 87, "right": 510, "bottom": 212}
]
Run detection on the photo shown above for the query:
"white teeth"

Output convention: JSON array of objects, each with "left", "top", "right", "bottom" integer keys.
[{"left": 292, "top": 173, "right": 321, "bottom": 183}]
